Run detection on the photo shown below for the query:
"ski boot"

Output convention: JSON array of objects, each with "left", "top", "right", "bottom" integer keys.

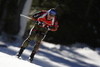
[
  {"left": 29, "top": 52, "right": 35, "bottom": 63},
  {"left": 16, "top": 47, "right": 25, "bottom": 58}
]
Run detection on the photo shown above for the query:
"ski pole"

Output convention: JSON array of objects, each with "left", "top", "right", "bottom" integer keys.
[
  {"left": 54, "top": 3, "right": 60, "bottom": 10},
  {"left": 20, "top": 14, "right": 32, "bottom": 20},
  {"left": 20, "top": 14, "right": 51, "bottom": 25}
]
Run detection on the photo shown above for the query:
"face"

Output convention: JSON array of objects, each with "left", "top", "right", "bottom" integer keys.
[{"left": 47, "top": 13, "right": 54, "bottom": 20}]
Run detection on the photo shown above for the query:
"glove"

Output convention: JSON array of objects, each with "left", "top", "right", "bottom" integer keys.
[
  {"left": 35, "top": 21, "right": 44, "bottom": 26},
  {"left": 38, "top": 22, "right": 44, "bottom": 26},
  {"left": 44, "top": 24, "right": 51, "bottom": 31},
  {"left": 35, "top": 21, "right": 38, "bottom": 24},
  {"left": 49, "top": 25, "right": 55, "bottom": 29}
]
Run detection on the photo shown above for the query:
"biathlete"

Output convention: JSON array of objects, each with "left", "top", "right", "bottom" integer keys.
[{"left": 16, "top": 8, "right": 59, "bottom": 63}]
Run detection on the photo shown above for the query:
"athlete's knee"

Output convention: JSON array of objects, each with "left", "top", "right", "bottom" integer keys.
[
  {"left": 37, "top": 32, "right": 46, "bottom": 41},
  {"left": 24, "top": 36, "right": 31, "bottom": 42},
  {"left": 21, "top": 36, "right": 31, "bottom": 48},
  {"left": 33, "top": 42, "right": 40, "bottom": 52},
  {"left": 40, "top": 32, "right": 45, "bottom": 37},
  {"left": 29, "top": 28, "right": 37, "bottom": 35},
  {"left": 33, "top": 28, "right": 37, "bottom": 33},
  {"left": 26, "top": 38, "right": 31, "bottom": 42},
  {"left": 36, "top": 42, "right": 41, "bottom": 45}
]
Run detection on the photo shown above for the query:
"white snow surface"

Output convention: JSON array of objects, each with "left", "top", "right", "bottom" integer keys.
[
  {"left": 0, "top": 52, "right": 41, "bottom": 67},
  {"left": 0, "top": 37, "right": 100, "bottom": 67}
]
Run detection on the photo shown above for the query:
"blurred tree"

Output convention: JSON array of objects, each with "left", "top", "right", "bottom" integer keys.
[
  {"left": 0, "top": 0, "right": 100, "bottom": 48},
  {"left": 0, "top": 0, "right": 26, "bottom": 35},
  {"left": 29, "top": 0, "right": 100, "bottom": 48}
]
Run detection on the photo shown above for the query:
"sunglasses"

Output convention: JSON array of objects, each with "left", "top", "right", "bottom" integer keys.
[{"left": 49, "top": 13, "right": 55, "bottom": 17}]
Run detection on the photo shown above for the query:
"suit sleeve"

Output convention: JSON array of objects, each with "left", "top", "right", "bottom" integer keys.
[
  {"left": 32, "top": 11, "right": 43, "bottom": 21},
  {"left": 50, "top": 19, "right": 59, "bottom": 31}
]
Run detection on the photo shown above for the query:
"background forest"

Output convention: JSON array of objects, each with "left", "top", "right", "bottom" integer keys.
[{"left": 0, "top": 0, "right": 100, "bottom": 48}]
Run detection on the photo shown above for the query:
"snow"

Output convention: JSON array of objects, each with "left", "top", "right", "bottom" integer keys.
[
  {"left": 0, "top": 34, "right": 100, "bottom": 67},
  {"left": 0, "top": 52, "right": 41, "bottom": 67},
  {"left": 0, "top": 38, "right": 100, "bottom": 67},
  {"left": 1, "top": 0, "right": 100, "bottom": 67}
]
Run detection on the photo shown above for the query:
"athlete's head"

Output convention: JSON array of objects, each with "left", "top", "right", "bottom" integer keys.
[{"left": 47, "top": 8, "right": 56, "bottom": 20}]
